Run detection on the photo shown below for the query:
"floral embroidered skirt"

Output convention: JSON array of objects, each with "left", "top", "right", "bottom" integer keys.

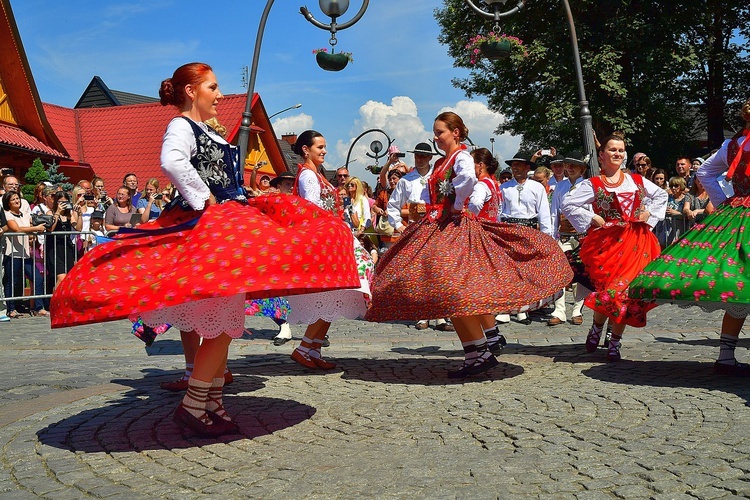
[
  {"left": 629, "top": 200, "right": 750, "bottom": 318},
  {"left": 284, "top": 234, "right": 373, "bottom": 324},
  {"left": 364, "top": 214, "right": 572, "bottom": 322},
  {"left": 579, "top": 221, "right": 660, "bottom": 327},
  {"left": 50, "top": 196, "right": 360, "bottom": 337}
]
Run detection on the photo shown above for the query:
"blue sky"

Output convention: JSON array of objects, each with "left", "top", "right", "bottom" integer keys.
[{"left": 11, "top": 0, "right": 521, "bottom": 180}]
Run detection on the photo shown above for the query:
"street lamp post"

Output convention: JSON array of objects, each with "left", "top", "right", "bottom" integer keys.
[
  {"left": 463, "top": 0, "right": 600, "bottom": 175},
  {"left": 237, "top": 1, "right": 369, "bottom": 168},
  {"left": 268, "top": 103, "right": 302, "bottom": 120},
  {"left": 490, "top": 137, "right": 495, "bottom": 156},
  {"left": 344, "top": 128, "right": 393, "bottom": 170}
]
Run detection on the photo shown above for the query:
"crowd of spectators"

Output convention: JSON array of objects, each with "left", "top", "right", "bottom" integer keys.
[{"left": 0, "top": 171, "right": 173, "bottom": 318}]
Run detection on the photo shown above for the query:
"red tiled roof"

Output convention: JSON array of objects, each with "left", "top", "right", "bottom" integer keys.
[
  {"left": 42, "top": 94, "right": 251, "bottom": 191},
  {"left": 0, "top": 121, "right": 67, "bottom": 157}
]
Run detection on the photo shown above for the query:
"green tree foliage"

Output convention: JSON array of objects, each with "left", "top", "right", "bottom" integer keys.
[
  {"left": 45, "top": 160, "right": 72, "bottom": 193},
  {"left": 21, "top": 158, "right": 49, "bottom": 203},
  {"left": 436, "top": 0, "right": 750, "bottom": 168}
]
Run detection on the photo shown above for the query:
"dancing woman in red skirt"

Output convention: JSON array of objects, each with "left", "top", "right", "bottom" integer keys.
[
  {"left": 50, "top": 63, "right": 359, "bottom": 436},
  {"left": 366, "top": 112, "right": 571, "bottom": 378},
  {"left": 561, "top": 134, "right": 667, "bottom": 361}
]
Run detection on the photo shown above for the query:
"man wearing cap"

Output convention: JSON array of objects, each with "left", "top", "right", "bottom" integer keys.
[
  {"left": 499, "top": 152, "right": 552, "bottom": 236},
  {"left": 548, "top": 151, "right": 590, "bottom": 326},
  {"left": 386, "top": 142, "right": 455, "bottom": 332},
  {"left": 497, "top": 152, "right": 552, "bottom": 325},
  {"left": 269, "top": 171, "right": 296, "bottom": 195}
]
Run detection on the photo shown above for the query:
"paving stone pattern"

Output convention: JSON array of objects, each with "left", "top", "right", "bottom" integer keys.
[{"left": 1, "top": 302, "right": 750, "bottom": 498}]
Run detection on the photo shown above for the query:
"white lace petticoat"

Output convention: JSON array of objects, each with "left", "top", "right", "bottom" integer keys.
[
  {"left": 651, "top": 299, "right": 750, "bottom": 320},
  {"left": 285, "top": 278, "right": 370, "bottom": 324},
  {"left": 141, "top": 293, "right": 246, "bottom": 339}
]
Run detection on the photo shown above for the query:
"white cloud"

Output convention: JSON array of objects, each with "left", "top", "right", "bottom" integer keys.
[
  {"left": 271, "top": 113, "right": 314, "bottom": 137},
  {"left": 329, "top": 97, "right": 520, "bottom": 180}
]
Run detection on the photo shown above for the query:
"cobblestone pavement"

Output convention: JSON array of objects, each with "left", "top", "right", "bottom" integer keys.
[{"left": 1, "top": 302, "right": 750, "bottom": 498}]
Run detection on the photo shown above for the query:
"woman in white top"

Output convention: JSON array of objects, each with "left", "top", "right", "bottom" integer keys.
[
  {"left": 344, "top": 176, "right": 371, "bottom": 234},
  {"left": 51, "top": 63, "right": 359, "bottom": 437}
]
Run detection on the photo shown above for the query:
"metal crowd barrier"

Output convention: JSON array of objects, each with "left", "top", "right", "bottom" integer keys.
[
  {"left": 656, "top": 214, "right": 691, "bottom": 248},
  {"left": 1, "top": 230, "right": 101, "bottom": 305}
]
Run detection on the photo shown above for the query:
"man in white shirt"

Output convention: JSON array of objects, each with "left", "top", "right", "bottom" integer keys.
[
  {"left": 548, "top": 152, "right": 589, "bottom": 327},
  {"left": 387, "top": 142, "right": 454, "bottom": 332},
  {"left": 500, "top": 152, "right": 553, "bottom": 236},
  {"left": 497, "top": 152, "right": 552, "bottom": 325}
]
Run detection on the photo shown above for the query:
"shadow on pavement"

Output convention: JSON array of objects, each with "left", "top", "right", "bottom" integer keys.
[
  {"left": 36, "top": 370, "right": 315, "bottom": 452},
  {"left": 581, "top": 359, "right": 750, "bottom": 405},
  {"left": 232, "top": 352, "right": 524, "bottom": 385}
]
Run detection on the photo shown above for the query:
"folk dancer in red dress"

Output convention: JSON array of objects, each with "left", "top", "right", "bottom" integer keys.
[
  {"left": 286, "top": 130, "right": 374, "bottom": 370},
  {"left": 630, "top": 97, "right": 750, "bottom": 376},
  {"left": 561, "top": 135, "right": 667, "bottom": 362},
  {"left": 366, "top": 112, "right": 572, "bottom": 378},
  {"left": 50, "top": 63, "right": 360, "bottom": 437},
  {"left": 467, "top": 147, "right": 506, "bottom": 350}
]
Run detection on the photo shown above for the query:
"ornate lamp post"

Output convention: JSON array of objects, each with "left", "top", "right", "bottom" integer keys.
[
  {"left": 463, "top": 0, "right": 600, "bottom": 175},
  {"left": 237, "top": 1, "right": 369, "bottom": 168},
  {"left": 344, "top": 128, "right": 393, "bottom": 173}
]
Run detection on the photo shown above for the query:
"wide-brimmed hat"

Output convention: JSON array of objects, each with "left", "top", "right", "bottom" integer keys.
[
  {"left": 557, "top": 151, "right": 590, "bottom": 168},
  {"left": 269, "top": 171, "right": 296, "bottom": 188},
  {"left": 407, "top": 142, "right": 439, "bottom": 156},
  {"left": 505, "top": 151, "right": 536, "bottom": 168},
  {"left": 549, "top": 154, "right": 566, "bottom": 164}
]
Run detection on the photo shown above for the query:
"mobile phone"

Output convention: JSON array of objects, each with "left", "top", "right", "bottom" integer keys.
[
  {"left": 84, "top": 194, "right": 95, "bottom": 201},
  {"left": 541, "top": 149, "right": 551, "bottom": 156},
  {"left": 396, "top": 153, "right": 406, "bottom": 158}
]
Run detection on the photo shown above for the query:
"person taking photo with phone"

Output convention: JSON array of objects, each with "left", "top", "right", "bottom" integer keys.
[{"left": 137, "top": 178, "right": 164, "bottom": 223}]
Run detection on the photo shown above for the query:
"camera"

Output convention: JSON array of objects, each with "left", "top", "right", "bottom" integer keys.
[
  {"left": 541, "top": 149, "right": 551, "bottom": 157},
  {"left": 154, "top": 194, "right": 163, "bottom": 200},
  {"left": 84, "top": 194, "right": 95, "bottom": 201},
  {"left": 395, "top": 153, "right": 406, "bottom": 158},
  {"left": 61, "top": 202, "right": 72, "bottom": 210}
]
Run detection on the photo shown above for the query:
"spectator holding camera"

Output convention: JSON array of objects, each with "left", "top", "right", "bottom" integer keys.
[
  {"left": 378, "top": 146, "right": 411, "bottom": 189},
  {"left": 104, "top": 186, "right": 137, "bottom": 231},
  {"left": 137, "top": 178, "right": 164, "bottom": 223},
  {"left": 46, "top": 191, "right": 81, "bottom": 289},
  {"left": 2, "top": 191, "right": 47, "bottom": 318},
  {"left": 92, "top": 176, "right": 113, "bottom": 210}
]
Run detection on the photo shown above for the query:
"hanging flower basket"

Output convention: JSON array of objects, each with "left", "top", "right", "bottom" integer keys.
[
  {"left": 479, "top": 39, "right": 513, "bottom": 60},
  {"left": 466, "top": 33, "right": 526, "bottom": 64},
  {"left": 313, "top": 48, "right": 354, "bottom": 72}
]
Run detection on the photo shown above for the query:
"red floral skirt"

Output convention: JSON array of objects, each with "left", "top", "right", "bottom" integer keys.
[
  {"left": 50, "top": 196, "right": 360, "bottom": 329},
  {"left": 364, "top": 214, "right": 572, "bottom": 321},
  {"left": 580, "top": 221, "right": 660, "bottom": 326}
]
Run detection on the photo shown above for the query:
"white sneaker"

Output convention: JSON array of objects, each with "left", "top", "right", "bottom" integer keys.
[
  {"left": 276, "top": 322, "right": 292, "bottom": 340},
  {"left": 0, "top": 314, "right": 9, "bottom": 323}
]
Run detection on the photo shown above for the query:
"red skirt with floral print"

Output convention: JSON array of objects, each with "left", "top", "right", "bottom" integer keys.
[
  {"left": 580, "top": 221, "right": 660, "bottom": 326},
  {"left": 365, "top": 213, "right": 572, "bottom": 321},
  {"left": 50, "top": 195, "right": 360, "bottom": 328}
]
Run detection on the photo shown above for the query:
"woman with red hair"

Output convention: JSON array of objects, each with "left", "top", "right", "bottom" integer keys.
[{"left": 51, "top": 63, "right": 360, "bottom": 437}]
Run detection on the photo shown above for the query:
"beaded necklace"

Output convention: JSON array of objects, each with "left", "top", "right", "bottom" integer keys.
[{"left": 599, "top": 170, "right": 625, "bottom": 189}]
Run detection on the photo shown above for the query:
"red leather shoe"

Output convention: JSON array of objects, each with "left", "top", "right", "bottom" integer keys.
[
  {"left": 160, "top": 378, "right": 189, "bottom": 391},
  {"left": 311, "top": 356, "right": 337, "bottom": 370},
  {"left": 224, "top": 370, "right": 234, "bottom": 386},
  {"left": 291, "top": 349, "right": 317, "bottom": 369}
]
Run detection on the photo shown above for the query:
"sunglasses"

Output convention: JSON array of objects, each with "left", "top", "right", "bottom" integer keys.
[
  {"left": 669, "top": 184, "right": 681, "bottom": 188},
  {"left": 636, "top": 163, "right": 647, "bottom": 167},
  {"left": 337, "top": 174, "right": 349, "bottom": 178}
]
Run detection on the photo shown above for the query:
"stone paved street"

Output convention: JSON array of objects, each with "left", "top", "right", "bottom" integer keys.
[{"left": 1, "top": 302, "right": 750, "bottom": 498}]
